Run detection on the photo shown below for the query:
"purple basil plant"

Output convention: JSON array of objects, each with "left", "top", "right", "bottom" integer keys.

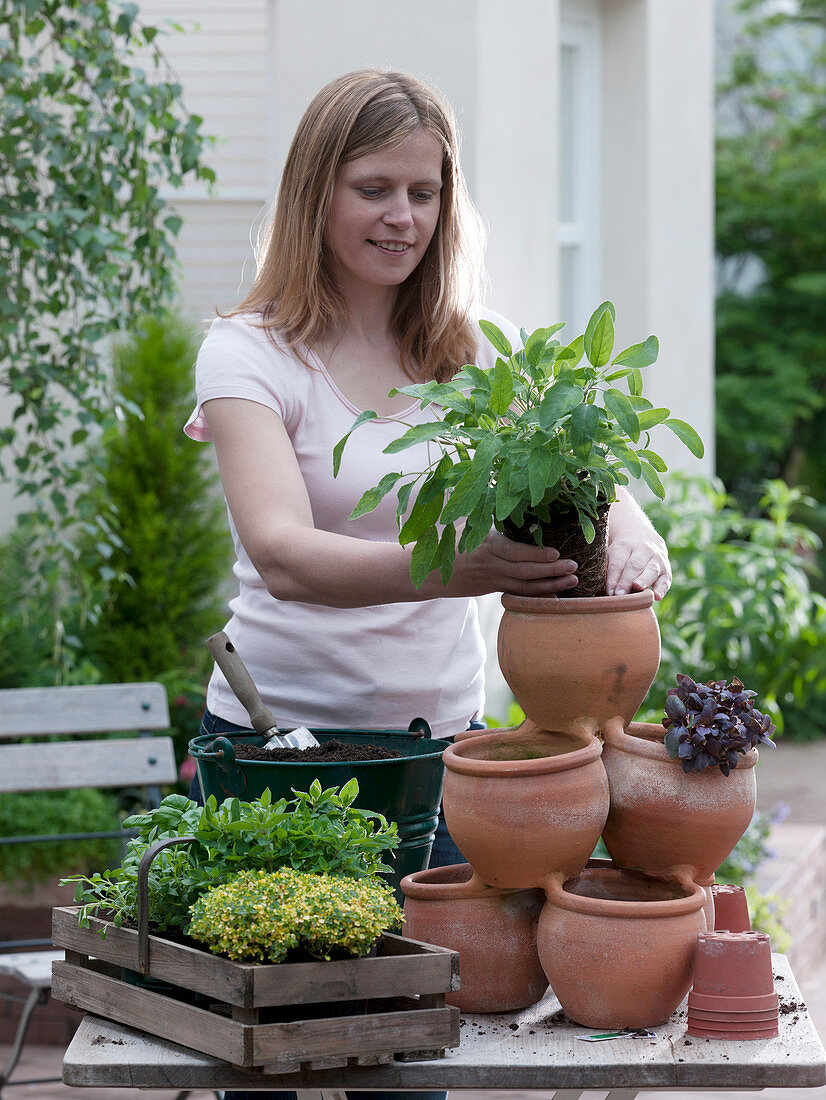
[{"left": 662, "top": 674, "right": 776, "bottom": 776}]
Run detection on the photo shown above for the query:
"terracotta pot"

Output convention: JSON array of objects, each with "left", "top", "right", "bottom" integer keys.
[
  {"left": 688, "top": 989, "right": 779, "bottom": 1013},
  {"left": 686, "top": 1016, "right": 778, "bottom": 1034},
  {"left": 712, "top": 884, "right": 751, "bottom": 932},
  {"left": 687, "top": 1006, "right": 779, "bottom": 1023},
  {"left": 452, "top": 716, "right": 544, "bottom": 745},
  {"left": 699, "top": 874, "right": 716, "bottom": 932},
  {"left": 539, "top": 864, "right": 706, "bottom": 1028},
  {"left": 442, "top": 727, "right": 609, "bottom": 890},
  {"left": 497, "top": 591, "right": 660, "bottom": 731},
  {"left": 601, "top": 718, "right": 758, "bottom": 883},
  {"left": 400, "top": 863, "right": 547, "bottom": 1013},
  {"left": 691, "top": 930, "right": 774, "bottom": 998},
  {"left": 686, "top": 931, "right": 778, "bottom": 1038}
]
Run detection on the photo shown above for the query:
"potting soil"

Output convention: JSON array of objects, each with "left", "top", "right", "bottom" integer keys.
[{"left": 233, "top": 740, "right": 403, "bottom": 763}]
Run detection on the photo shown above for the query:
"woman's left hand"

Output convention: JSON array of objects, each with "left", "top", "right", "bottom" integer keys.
[{"left": 605, "top": 533, "right": 672, "bottom": 600}]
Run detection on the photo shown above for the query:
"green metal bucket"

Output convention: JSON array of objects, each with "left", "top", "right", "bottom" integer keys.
[{"left": 188, "top": 720, "right": 449, "bottom": 902}]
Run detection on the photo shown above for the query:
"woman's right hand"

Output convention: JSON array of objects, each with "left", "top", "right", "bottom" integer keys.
[{"left": 441, "top": 530, "right": 579, "bottom": 598}]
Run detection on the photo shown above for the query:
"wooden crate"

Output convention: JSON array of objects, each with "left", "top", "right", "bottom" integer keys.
[{"left": 51, "top": 906, "right": 460, "bottom": 1071}]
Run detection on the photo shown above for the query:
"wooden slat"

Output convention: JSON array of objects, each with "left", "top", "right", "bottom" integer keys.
[
  {"left": 0, "top": 683, "right": 170, "bottom": 738},
  {"left": 51, "top": 960, "right": 249, "bottom": 1066},
  {"left": 0, "top": 737, "right": 177, "bottom": 792},
  {"left": 52, "top": 909, "right": 457, "bottom": 1008},
  {"left": 52, "top": 909, "right": 250, "bottom": 1007},
  {"left": 252, "top": 1006, "right": 458, "bottom": 1068},
  {"left": 251, "top": 946, "right": 456, "bottom": 1006}
]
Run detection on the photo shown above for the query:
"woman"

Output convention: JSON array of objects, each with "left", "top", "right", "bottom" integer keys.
[{"left": 185, "top": 68, "right": 669, "bottom": 1098}]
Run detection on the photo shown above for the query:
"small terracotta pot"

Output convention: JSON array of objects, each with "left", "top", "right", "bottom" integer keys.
[
  {"left": 496, "top": 590, "right": 660, "bottom": 731},
  {"left": 712, "top": 884, "right": 751, "bottom": 932},
  {"left": 538, "top": 864, "right": 706, "bottom": 1028},
  {"left": 688, "top": 989, "right": 779, "bottom": 1013},
  {"left": 691, "top": 930, "right": 774, "bottom": 998},
  {"left": 400, "top": 863, "right": 547, "bottom": 1013},
  {"left": 687, "top": 1006, "right": 779, "bottom": 1023},
  {"left": 601, "top": 718, "right": 758, "bottom": 883},
  {"left": 686, "top": 1020, "right": 779, "bottom": 1040},
  {"left": 442, "top": 727, "right": 609, "bottom": 890}
]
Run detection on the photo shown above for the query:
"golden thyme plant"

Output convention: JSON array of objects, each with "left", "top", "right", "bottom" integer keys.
[{"left": 188, "top": 866, "right": 404, "bottom": 963}]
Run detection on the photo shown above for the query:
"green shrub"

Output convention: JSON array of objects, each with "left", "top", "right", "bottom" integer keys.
[
  {"left": 641, "top": 475, "right": 826, "bottom": 738},
  {"left": 84, "top": 310, "right": 231, "bottom": 684},
  {"left": 0, "top": 788, "right": 122, "bottom": 888},
  {"left": 189, "top": 867, "right": 403, "bottom": 962},
  {"left": 63, "top": 780, "right": 400, "bottom": 933}
]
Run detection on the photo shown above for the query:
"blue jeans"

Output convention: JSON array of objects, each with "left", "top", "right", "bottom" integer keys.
[{"left": 191, "top": 709, "right": 483, "bottom": 1100}]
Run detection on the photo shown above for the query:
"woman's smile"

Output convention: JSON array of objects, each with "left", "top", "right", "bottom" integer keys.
[{"left": 368, "top": 239, "right": 412, "bottom": 253}]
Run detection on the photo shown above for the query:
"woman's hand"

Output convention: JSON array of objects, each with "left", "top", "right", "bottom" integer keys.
[
  {"left": 605, "top": 534, "right": 671, "bottom": 600},
  {"left": 444, "top": 530, "right": 579, "bottom": 598},
  {"left": 605, "top": 488, "right": 672, "bottom": 600}
]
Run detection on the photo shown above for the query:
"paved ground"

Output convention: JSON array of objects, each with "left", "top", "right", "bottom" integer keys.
[{"left": 3, "top": 736, "right": 825, "bottom": 1098}]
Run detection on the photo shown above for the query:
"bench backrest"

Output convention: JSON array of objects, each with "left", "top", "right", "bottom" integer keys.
[{"left": 0, "top": 683, "right": 177, "bottom": 794}]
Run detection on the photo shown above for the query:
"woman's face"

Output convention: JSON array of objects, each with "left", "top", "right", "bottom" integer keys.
[{"left": 325, "top": 128, "right": 443, "bottom": 299}]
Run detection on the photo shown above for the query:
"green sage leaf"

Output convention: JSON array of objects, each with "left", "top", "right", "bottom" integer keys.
[
  {"left": 489, "top": 356, "right": 515, "bottom": 415},
  {"left": 478, "top": 318, "right": 513, "bottom": 357},
  {"left": 570, "top": 402, "right": 600, "bottom": 453},
  {"left": 383, "top": 421, "right": 445, "bottom": 454},
  {"left": 349, "top": 471, "right": 404, "bottom": 520},
  {"left": 636, "top": 407, "right": 671, "bottom": 431},
  {"left": 585, "top": 307, "right": 615, "bottom": 368},
  {"left": 410, "top": 524, "right": 439, "bottom": 588},
  {"left": 664, "top": 418, "right": 705, "bottom": 459},
  {"left": 611, "top": 335, "right": 659, "bottom": 369},
  {"left": 640, "top": 459, "right": 666, "bottom": 498},
  {"left": 399, "top": 489, "right": 444, "bottom": 545},
  {"left": 538, "top": 379, "right": 583, "bottom": 431},
  {"left": 604, "top": 388, "right": 641, "bottom": 442},
  {"left": 333, "top": 409, "right": 378, "bottom": 475}
]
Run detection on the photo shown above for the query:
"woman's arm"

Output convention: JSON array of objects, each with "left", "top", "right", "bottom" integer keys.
[
  {"left": 204, "top": 398, "right": 579, "bottom": 607},
  {"left": 605, "top": 487, "right": 672, "bottom": 599}
]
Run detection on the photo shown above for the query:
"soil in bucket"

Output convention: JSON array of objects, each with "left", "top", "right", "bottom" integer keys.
[{"left": 232, "top": 740, "right": 403, "bottom": 763}]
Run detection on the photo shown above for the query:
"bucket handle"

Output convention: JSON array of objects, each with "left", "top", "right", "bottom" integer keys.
[
  {"left": 407, "top": 717, "right": 431, "bottom": 739},
  {"left": 137, "top": 835, "right": 206, "bottom": 974},
  {"left": 212, "top": 735, "right": 237, "bottom": 764}
]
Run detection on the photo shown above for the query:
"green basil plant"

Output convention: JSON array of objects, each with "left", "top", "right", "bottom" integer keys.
[{"left": 334, "top": 302, "right": 704, "bottom": 588}]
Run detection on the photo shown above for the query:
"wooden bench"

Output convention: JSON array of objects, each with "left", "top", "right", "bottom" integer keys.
[{"left": 0, "top": 682, "right": 177, "bottom": 1095}]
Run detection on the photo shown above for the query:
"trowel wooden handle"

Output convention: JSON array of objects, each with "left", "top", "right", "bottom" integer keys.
[{"left": 205, "top": 631, "right": 278, "bottom": 736}]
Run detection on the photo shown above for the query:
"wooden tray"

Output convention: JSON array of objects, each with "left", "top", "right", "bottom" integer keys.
[{"left": 51, "top": 906, "right": 460, "bottom": 1071}]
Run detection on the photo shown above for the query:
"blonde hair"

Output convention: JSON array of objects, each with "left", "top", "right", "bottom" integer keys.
[{"left": 228, "top": 69, "right": 486, "bottom": 382}]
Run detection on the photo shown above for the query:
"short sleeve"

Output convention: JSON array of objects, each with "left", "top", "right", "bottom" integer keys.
[{"left": 183, "top": 316, "right": 303, "bottom": 442}]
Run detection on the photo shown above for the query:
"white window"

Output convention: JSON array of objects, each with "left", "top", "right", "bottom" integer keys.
[{"left": 559, "top": 0, "right": 601, "bottom": 331}]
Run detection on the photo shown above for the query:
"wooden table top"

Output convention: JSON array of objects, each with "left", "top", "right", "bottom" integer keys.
[{"left": 63, "top": 953, "right": 825, "bottom": 1094}]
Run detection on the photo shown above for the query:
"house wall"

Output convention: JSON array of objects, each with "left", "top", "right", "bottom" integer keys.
[{"left": 601, "top": 0, "right": 715, "bottom": 476}]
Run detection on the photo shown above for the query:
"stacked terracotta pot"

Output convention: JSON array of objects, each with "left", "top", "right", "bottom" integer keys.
[
  {"left": 401, "top": 590, "right": 767, "bottom": 1030},
  {"left": 687, "top": 931, "right": 779, "bottom": 1039}
]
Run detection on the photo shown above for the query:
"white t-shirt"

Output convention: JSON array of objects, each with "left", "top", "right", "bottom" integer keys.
[{"left": 185, "top": 308, "right": 520, "bottom": 740}]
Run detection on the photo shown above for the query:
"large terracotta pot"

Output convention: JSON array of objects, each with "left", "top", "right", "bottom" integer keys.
[
  {"left": 601, "top": 717, "right": 758, "bottom": 883},
  {"left": 539, "top": 863, "right": 707, "bottom": 1028},
  {"left": 400, "top": 863, "right": 547, "bottom": 1013},
  {"left": 497, "top": 591, "right": 660, "bottom": 731},
  {"left": 442, "top": 727, "right": 609, "bottom": 890}
]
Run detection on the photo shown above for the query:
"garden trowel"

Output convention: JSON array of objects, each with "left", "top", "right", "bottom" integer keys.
[{"left": 205, "top": 631, "right": 319, "bottom": 750}]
